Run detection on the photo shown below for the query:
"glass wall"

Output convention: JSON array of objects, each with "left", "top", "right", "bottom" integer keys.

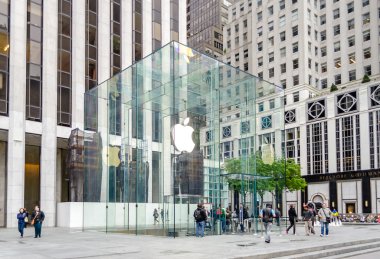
[{"left": 83, "top": 42, "right": 283, "bottom": 236}]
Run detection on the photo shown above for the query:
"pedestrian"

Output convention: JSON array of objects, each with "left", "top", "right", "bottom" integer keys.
[
  {"left": 303, "top": 206, "right": 314, "bottom": 236},
  {"left": 31, "top": 205, "right": 45, "bottom": 238},
  {"left": 260, "top": 204, "right": 276, "bottom": 243},
  {"left": 194, "top": 203, "right": 207, "bottom": 237},
  {"left": 318, "top": 203, "right": 332, "bottom": 237},
  {"left": 17, "top": 208, "right": 27, "bottom": 238},
  {"left": 219, "top": 205, "right": 226, "bottom": 233},
  {"left": 286, "top": 204, "right": 297, "bottom": 235},
  {"left": 226, "top": 208, "right": 231, "bottom": 232},
  {"left": 160, "top": 208, "right": 164, "bottom": 224},
  {"left": 275, "top": 208, "right": 281, "bottom": 226},
  {"left": 238, "top": 203, "right": 244, "bottom": 232},
  {"left": 153, "top": 208, "right": 159, "bottom": 225}
]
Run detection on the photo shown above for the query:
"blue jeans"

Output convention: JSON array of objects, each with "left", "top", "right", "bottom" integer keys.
[
  {"left": 321, "top": 222, "right": 329, "bottom": 235},
  {"left": 196, "top": 221, "right": 205, "bottom": 237},
  {"left": 34, "top": 221, "right": 42, "bottom": 237},
  {"left": 221, "top": 219, "right": 226, "bottom": 233},
  {"left": 18, "top": 222, "right": 25, "bottom": 237}
]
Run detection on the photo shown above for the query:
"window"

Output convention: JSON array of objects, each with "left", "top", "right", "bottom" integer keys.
[
  {"left": 268, "top": 21, "right": 274, "bottom": 31},
  {"left": 362, "top": 13, "right": 370, "bottom": 25},
  {"left": 335, "top": 58, "right": 341, "bottom": 68},
  {"left": 348, "top": 36, "right": 355, "bottom": 47},
  {"left": 320, "top": 0, "right": 326, "bottom": 9},
  {"left": 347, "top": 2, "right": 354, "bottom": 13},
  {"left": 293, "top": 75, "right": 299, "bottom": 86},
  {"left": 232, "top": 8, "right": 236, "bottom": 16},
  {"left": 333, "top": 8, "right": 340, "bottom": 19},
  {"left": 269, "top": 68, "right": 274, "bottom": 78},
  {"left": 363, "top": 30, "right": 370, "bottom": 41},
  {"left": 308, "top": 25, "right": 311, "bottom": 36},
  {"left": 315, "top": 47, "right": 318, "bottom": 56},
  {"left": 363, "top": 48, "right": 371, "bottom": 59},
  {"left": 347, "top": 19, "right": 355, "bottom": 30},
  {"left": 364, "top": 65, "right": 371, "bottom": 76},
  {"left": 293, "top": 59, "right": 298, "bottom": 69},
  {"left": 257, "top": 11, "right": 262, "bottom": 22},
  {"left": 334, "top": 25, "right": 340, "bottom": 36},
  {"left": 261, "top": 116, "right": 272, "bottom": 129},
  {"left": 321, "top": 63, "right": 327, "bottom": 73},
  {"left": 235, "top": 24, "right": 239, "bottom": 33},
  {"left": 321, "top": 47, "right": 327, "bottom": 57},
  {"left": 241, "top": 121, "right": 250, "bottom": 134},
  {"left": 258, "top": 57, "right": 263, "bottom": 66},
  {"left": 279, "top": 0, "right": 285, "bottom": 10},
  {"left": 292, "top": 9, "right": 298, "bottom": 21},
  {"left": 362, "top": 0, "right": 369, "bottom": 7},
  {"left": 244, "top": 49, "right": 248, "bottom": 58},
  {"left": 292, "top": 26, "right": 298, "bottom": 36},
  {"left": 314, "top": 30, "right": 318, "bottom": 41},
  {"left": 243, "top": 32, "right": 247, "bottom": 41},
  {"left": 348, "top": 53, "right": 355, "bottom": 64},
  {"left": 235, "top": 36, "right": 239, "bottom": 44},
  {"left": 308, "top": 42, "right": 312, "bottom": 53},
  {"left": 258, "top": 102, "right": 264, "bottom": 112},
  {"left": 222, "top": 126, "right": 232, "bottom": 138},
  {"left": 335, "top": 74, "right": 341, "bottom": 84},
  {"left": 281, "top": 63, "right": 286, "bottom": 73},
  {"left": 227, "top": 28, "right": 231, "bottom": 36},
  {"left": 280, "top": 31, "right": 286, "bottom": 41},
  {"left": 268, "top": 6, "right": 273, "bottom": 15},
  {"left": 257, "top": 42, "right": 263, "bottom": 51},
  {"left": 320, "top": 15, "right": 326, "bottom": 25},
  {"left": 268, "top": 36, "right": 274, "bottom": 46},
  {"left": 320, "top": 30, "right": 326, "bottom": 41},
  {"left": 244, "top": 63, "right": 248, "bottom": 71},
  {"left": 308, "top": 58, "right": 312, "bottom": 69},
  {"left": 269, "top": 99, "right": 275, "bottom": 109},
  {"left": 293, "top": 91, "right": 299, "bottom": 102},
  {"left": 280, "top": 47, "right": 286, "bottom": 57},
  {"left": 258, "top": 72, "right": 263, "bottom": 78},
  {"left": 257, "top": 0, "right": 262, "bottom": 7},
  {"left": 240, "top": 3, "right": 244, "bottom": 12},
  {"left": 257, "top": 26, "right": 262, "bottom": 36},
  {"left": 281, "top": 79, "right": 286, "bottom": 89},
  {"left": 321, "top": 79, "right": 327, "bottom": 89},
  {"left": 292, "top": 0, "right": 297, "bottom": 4},
  {"left": 243, "top": 19, "right": 247, "bottom": 28},
  {"left": 235, "top": 53, "right": 239, "bottom": 61},
  {"left": 292, "top": 42, "right": 298, "bottom": 53},
  {"left": 349, "top": 70, "right": 356, "bottom": 81},
  {"left": 269, "top": 52, "right": 274, "bottom": 62},
  {"left": 334, "top": 41, "right": 340, "bottom": 52},
  {"left": 315, "top": 62, "right": 318, "bottom": 72}
]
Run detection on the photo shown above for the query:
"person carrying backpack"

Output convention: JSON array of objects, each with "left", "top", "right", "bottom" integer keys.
[
  {"left": 260, "top": 204, "right": 276, "bottom": 243},
  {"left": 194, "top": 203, "right": 207, "bottom": 237}
]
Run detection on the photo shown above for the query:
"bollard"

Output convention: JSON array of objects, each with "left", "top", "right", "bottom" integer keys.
[{"left": 216, "top": 220, "right": 221, "bottom": 235}]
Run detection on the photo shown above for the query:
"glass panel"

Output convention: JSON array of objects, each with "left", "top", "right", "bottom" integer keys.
[{"left": 82, "top": 42, "right": 284, "bottom": 237}]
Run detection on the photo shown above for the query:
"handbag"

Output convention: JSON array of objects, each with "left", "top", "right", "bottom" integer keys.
[
  {"left": 24, "top": 216, "right": 29, "bottom": 223},
  {"left": 322, "top": 208, "right": 331, "bottom": 223}
]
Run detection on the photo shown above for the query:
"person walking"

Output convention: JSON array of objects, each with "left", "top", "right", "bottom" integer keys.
[
  {"left": 31, "top": 205, "right": 45, "bottom": 238},
  {"left": 260, "top": 204, "right": 276, "bottom": 243},
  {"left": 286, "top": 204, "right": 297, "bottom": 235},
  {"left": 318, "top": 203, "right": 332, "bottom": 237},
  {"left": 153, "top": 208, "right": 159, "bottom": 225},
  {"left": 238, "top": 203, "right": 245, "bottom": 232},
  {"left": 303, "top": 206, "right": 314, "bottom": 236},
  {"left": 17, "top": 208, "right": 27, "bottom": 238},
  {"left": 194, "top": 203, "right": 207, "bottom": 237}
]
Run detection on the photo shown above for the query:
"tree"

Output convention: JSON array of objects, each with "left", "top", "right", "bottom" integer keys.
[
  {"left": 330, "top": 83, "right": 338, "bottom": 92},
  {"left": 224, "top": 155, "right": 306, "bottom": 207},
  {"left": 362, "top": 74, "right": 370, "bottom": 83}
]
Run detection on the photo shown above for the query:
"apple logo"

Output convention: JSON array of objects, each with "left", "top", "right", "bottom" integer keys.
[{"left": 171, "top": 117, "right": 195, "bottom": 153}]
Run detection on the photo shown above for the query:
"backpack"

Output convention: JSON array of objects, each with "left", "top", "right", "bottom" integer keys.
[
  {"left": 194, "top": 209, "right": 203, "bottom": 221},
  {"left": 263, "top": 208, "right": 272, "bottom": 222}
]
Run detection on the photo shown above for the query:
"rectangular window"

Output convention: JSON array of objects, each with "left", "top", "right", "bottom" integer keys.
[
  {"left": 281, "top": 79, "right": 286, "bottom": 89},
  {"left": 363, "top": 48, "right": 371, "bottom": 59},
  {"left": 349, "top": 53, "right": 356, "bottom": 64},
  {"left": 243, "top": 19, "right": 247, "bottom": 28},
  {"left": 321, "top": 30, "right": 326, "bottom": 41},
  {"left": 279, "top": 15, "right": 285, "bottom": 27},
  {"left": 293, "top": 91, "right": 299, "bottom": 102},
  {"left": 280, "top": 47, "right": 286, "bottom": 57},
  {"left": 258, "top": 57, "right": 263, "bottom": 66},
  {"left": 258, "top": 102, "right": 264, "bottom": 112},
  {"left": 292, "top": 25, "right": 298, "bottom": 36},
  {"left": 364, "top": 65, "right": 371, "bottom": 76},
  {"left": 244, "top": 49, "right": 248, "bottom": 58},
  {"left": 268, "top": 6, "right": 273, "bottom": 15},
  {"left": 268, "top": 52, "right": 274, "bottom": 62},
  {"left": 257, "top": 11, "right": 262, "bottom": 22},
  {"left": 0, "top": 0, "right": 10, "bottom": 115},
  {"left": 293, "top": 75, "right": 299, "bottom": 86},
  {"left": 363, "top": 0, "right": 369, "bottom": 7},
  {"left": 363, "top": 30, "right": 370, "bottom": 41},
  {"left": 268, "top": 36, "right": 274, "bottom": 46},
  {"left": 347, "top": 19, "right": 355, "bottom": 30},
  {"left": 257, "top": 42, "right": 263, "bottom": 51},
  {"left": 321, "top": 63, "right": 327, "bottom": 73},
  {"left": 268, "top": 21, "right": 274, "bottom": 31},
  {"left": 293, "top": 59, "right": 298, "bottom": 69},
  {"left": 280, "top": 31, "right": 286, "bottom": 41},
  {"left": 362, "top": 13, "right": 370, "bottom": 25},
  {"left": 333, "top": 8, "right": 340, "bottom": 19},
  {"left": 257, "top": 26, "right": 262, "bottom": 36},
  {"left": 347, "top": 2, "right": 354, "bottom": 13},
  {"left": 334, "top": 25, "right": 340, "bottom": 36},
  {"left": 348, "top": 36, "right": 355, "bottom": 47},
  {"left": 320, "top": 15, "right": 326, "bottom": 25},
  {"left": 292, "top": 42, "right": 298, "bottom": 53},
  {"left": 321, "top": 79, "right": 327, "bottom": 89},
  {"left": 349, "top": 70, "right": 356, "bottom": 81},
  {"left": 335, "top": 58, "right": 341, "bottom": 68},
  {"left": 334, "top": 41, "right": 340, "bottom": 52},
  {"left": 235, "top": 24, "right": 239, "bottom": 32},
  {"left": 292, "top": 9, "right": 298, "bottom": 21},
  {"left": 335, "top": 74, "right": 341, "bottom": 84},
  {"left": 321, "top": 46, "right": 327, "bottom": 57},
  {"left": 279, "top": 0, "right": 285, "bottom": 10},
  {"left": 235, "top": 53, "right": 239, "bottom": 62},
  {"left": 269, "top": 68, "right": 274, "bottom": 78},
  {"left": 281, "top": 63, "right": 286, "bottom": 73}
]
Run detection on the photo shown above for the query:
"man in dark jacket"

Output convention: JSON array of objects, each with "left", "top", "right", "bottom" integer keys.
[
  {"left": 194, "top": 203, "right": 207, "bottom": 237},
  {"left": 286, "top": 204, "right": 297, "bottom": 235},
  {"left": 31, "top": 205, "right": 45, "bottom": 238}
]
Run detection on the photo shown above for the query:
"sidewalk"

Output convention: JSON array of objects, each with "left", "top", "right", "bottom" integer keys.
[{"left": 0, "top": 224, "right": 379, "bottom": 258}]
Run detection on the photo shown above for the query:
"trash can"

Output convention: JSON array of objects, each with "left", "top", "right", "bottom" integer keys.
[{"left": 216, "top": 220, "right": 221, "bottom": 235}]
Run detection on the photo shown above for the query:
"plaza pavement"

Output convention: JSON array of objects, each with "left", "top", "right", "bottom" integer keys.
[{"left": 0, "top": 224, "right": 380, "bottom": 259}]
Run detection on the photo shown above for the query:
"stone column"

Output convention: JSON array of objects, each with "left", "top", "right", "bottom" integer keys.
[
  {"left": 7, "top": 0, "right": 27, "bottom": 228},
  {"left": 0, "top": 142, "right": 6, "bottom": 227},
  {"left": 40, "top": 0, "right": 58, "bottom": 227}
]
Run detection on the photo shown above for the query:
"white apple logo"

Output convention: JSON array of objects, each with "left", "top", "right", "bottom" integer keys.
[{"left": 171, "top": 117, "right": 195, "bottom": 153}]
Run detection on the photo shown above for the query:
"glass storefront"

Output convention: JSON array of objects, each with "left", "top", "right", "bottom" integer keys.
[{"left": 82, "top": 42, "right": 284, "bottom": 236}]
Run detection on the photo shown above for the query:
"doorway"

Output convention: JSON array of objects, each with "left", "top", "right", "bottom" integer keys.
[{"left": 24, "top": 145, "right": 40, "bottom": 213}]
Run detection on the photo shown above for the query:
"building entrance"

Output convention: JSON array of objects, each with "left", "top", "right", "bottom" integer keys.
[{"left": 24, "top": 145, "right": 40, "bottom": 213}]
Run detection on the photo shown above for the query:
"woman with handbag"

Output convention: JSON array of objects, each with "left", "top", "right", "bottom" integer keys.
[
  {"left": 16, "top": 208, "right": 27, "bottom": 238},
  {"left": 31, "top": 205, "right": 45, "bottom": 238},
  {"left": 318, "top": 203, "right": 332, "bottom": 237}
]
